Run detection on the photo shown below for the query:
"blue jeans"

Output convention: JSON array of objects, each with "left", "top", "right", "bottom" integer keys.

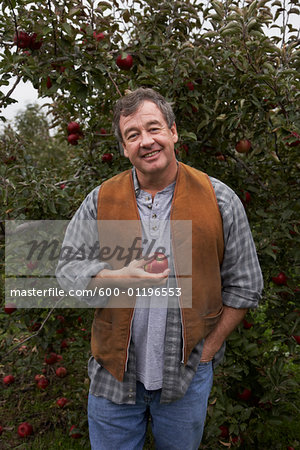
[{"left": 88, "top": 361, "right": 213, "bottom": 450}]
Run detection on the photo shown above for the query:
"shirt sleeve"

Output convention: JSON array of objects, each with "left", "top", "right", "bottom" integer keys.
[
  {"left": 55, "top": 185, "right": 111, "bottom": 307},
  {"left": 210, "top": 177, "right": 264, "bottom": 309}
]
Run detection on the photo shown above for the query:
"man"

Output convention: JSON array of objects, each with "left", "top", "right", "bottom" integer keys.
[{"left": 56, "top": 88, "right": 263, "bottom": 449}]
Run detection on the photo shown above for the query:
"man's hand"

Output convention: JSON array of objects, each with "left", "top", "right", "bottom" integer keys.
[
  {"left": 88, "top": 256, "right": 170, "bottom": 290},
  {"left": 200, "top": 306, "right": 248, "bottom": 362}
]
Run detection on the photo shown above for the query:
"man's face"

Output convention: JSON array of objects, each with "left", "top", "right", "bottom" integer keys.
[{"left": 119, "top": 101, "right": 178, "bottom": 178}]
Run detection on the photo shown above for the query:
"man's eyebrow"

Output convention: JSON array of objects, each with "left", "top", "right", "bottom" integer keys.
[{"left": 124, "top": 120, "right": 162, "bottom": 138}]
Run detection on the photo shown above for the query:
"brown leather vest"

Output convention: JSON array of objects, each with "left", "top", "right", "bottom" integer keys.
[{"left": 91, "top": 162, "right": 224, "bottom": 381}]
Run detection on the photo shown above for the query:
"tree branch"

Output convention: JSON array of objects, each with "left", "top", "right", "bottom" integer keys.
[
  {"left": 0, "top": 297, "right": 64, "bottom": 361},
  {"left": 0, "top": 76, "right": 21, "bottom": 108}
]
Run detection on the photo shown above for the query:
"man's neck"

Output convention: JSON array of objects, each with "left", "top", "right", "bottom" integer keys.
[{"left": 135, "top": 165, "right": 178, "bottom": 199}]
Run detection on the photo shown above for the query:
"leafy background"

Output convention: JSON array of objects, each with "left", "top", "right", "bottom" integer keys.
[{"left": 0, "top": 0, "right": 299, "bottom": 448}]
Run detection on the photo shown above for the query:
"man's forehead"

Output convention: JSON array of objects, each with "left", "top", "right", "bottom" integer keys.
[{"left": 120, "top": 101, "right": 165, "bottom": 127}]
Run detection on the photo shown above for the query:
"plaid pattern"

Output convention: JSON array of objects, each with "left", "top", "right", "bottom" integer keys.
[{"left": 57, "top": 168, "right": 263, "bottom": 404}]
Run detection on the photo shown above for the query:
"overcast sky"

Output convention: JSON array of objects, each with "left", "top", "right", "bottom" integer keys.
[{"left": 1, "top": 3, "right": 299, "bottom": 128}]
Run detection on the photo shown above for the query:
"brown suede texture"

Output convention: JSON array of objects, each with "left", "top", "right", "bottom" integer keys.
[{"left": 91, "top": 162, "right": 224, "bottom": 381}]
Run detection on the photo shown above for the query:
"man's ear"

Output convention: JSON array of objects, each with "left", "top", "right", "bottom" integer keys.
[{"left": 171, "top": 122, "right": 178, "bottom": 144}]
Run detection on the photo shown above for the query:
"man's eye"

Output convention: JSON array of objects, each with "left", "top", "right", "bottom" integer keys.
[
  {"left": 150, "top": 128, "right": 159, "bottom": 132},
  {"left": 128, "top": 134, "right": 137, "bottom": 140}
]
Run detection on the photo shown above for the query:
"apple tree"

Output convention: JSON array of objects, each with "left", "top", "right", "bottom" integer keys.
[{"left": 0, "top": 0, "right": 299, "bottom": 447}]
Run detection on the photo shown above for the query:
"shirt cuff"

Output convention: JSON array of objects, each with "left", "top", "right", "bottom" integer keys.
[{"left": 222, "top": 288, "right": 260, "bottom": 309}]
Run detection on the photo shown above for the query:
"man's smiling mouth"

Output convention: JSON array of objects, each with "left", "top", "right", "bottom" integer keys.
[{"left": 143, "top": 150, "right": 161, "bottom": 158}]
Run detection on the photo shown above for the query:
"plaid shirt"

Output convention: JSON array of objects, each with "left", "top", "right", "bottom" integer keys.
[{"left": 57, "top": 167, "right": 263, "bottom": 404}]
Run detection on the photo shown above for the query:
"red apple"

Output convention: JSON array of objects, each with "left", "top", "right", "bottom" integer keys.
[
  {"left": 29, "top": 33, "right": 43, "bottom": 50},
  {"left": 60, "top": 339, "right": 69, "bottom": 349},
  {"left": 14, "top": 31, "right": 31, "bottom": 49},
  {"left": 235, "top": 139, "right": 251, "bottom": 154},
  {"left": 272, "top": 271, "right": 287, "bottom": 286},
  {"left": 28, "top": 321, "right": 41, "bottom": 332},
  {"left": 4, "top": 303, "right": 17, "bottom": 314},
  {"left": 100, "top": 128, "right": 107, "bottom": 135},
  {"left": 67, "top": 133, "right": 80, "bottom": 145},
  {"left": 59, "top": 183, "right": 66, "bottom": 190},
  {"left": 240, "top": 190, "right": 251, "bottom": 206},
  {"left": 101, "top": 153, "right": 113, "bottom": 163},
  {"left": 232, "top": 435, "right": 243, "bottom": 445},
  {"left": 46, "top": 76, "right": 52, "bottom": 89},
  {"left": 215, "top": 152, "right": 226, "bottom": 161},
  {"left": 56, "top": 315, "right": 65, "bottom": 322},
  {"left": 285, "top": 131, "right": 300, "bottom": 147},
  {"left": 56, "top": 397, "right": 68, "bottom": 408},
  {"left": 191, "top": 106, "right": 198, "bottom": 113},
  {"left": 37, "top": 377, "right": 49, "bottom": 389},
  {"left": 219, "top": 425, "right": 229, "bottom": 438},
  {"left": 0, "top": 425, "right": 3, "bottom": 435},
  {"left": 67, "top": 121, "right": 81, "bottom": 135},
  {"left": 237, "top": 388, "right": 252, "bottom": 401},
  {"left": 69, "top": 425, "right": 82, "bottom": 439},
  {"left": 34, "top": 374, "right": 45, "bottom": 382},
  {"left": 93, "top": 31, "right": 105, "bottom": 41},
  {"left": 292, "top": 335, "right": 300, "bottom": 344},
  {"left": 144, "top": 253, "right": 168, "bottom": 274},
  {"left": 243, "top": 319, "right": 253, "bottom": 329},
  {"left": 116, "top": 54, "right": 133, "bottom": 70},
  {"left": 44, "top": 352, "right": 58, "bottom": 364},
  {"left": 186, "top": 81, "right": 195, "bottom": 91},
  {"left": 55, "top": 367, "right": 67, "bottom": 378},
  {"left": 3, "top": 375, "right": 15, "bottom": 385},
  {"left": 17, "top": 422, "right": 33, "bottom": 437}
]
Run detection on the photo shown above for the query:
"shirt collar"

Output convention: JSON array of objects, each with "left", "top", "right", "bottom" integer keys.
[{"left": 131, "top": 166, "right": 177, "bottom": 198}]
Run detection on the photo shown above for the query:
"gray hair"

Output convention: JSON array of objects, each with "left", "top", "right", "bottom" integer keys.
[{"left": 112, "top": 88, "right": 175, "bottom": 143}]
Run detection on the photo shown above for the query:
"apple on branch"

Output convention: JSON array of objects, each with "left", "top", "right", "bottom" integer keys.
[
  {"left": 93, "top": 31, "right": 105, "bottom": 41},
  {"left": 13, "top": 31, "right": 31, "bottom": 49},
  {"left": 102, "top": 153, "right": 113, "bottom": 163},
  {"left": 272, "top": 271, "right": 287, "bottom": 286},
  {"left": 116, "top": 53, "right": 133, "bottom": 70},
  {"left": 235, "top": 139, "right": 251, "bottom": 154}
]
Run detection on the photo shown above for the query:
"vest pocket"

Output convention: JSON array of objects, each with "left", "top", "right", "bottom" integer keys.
[{"left": 203, "top": 305, "right": 223, "bottom": 336}]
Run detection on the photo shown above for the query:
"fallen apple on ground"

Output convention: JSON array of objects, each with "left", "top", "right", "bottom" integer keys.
[
  {"left": 56, "top": 367, "right": 67, "bottom": 378},
  {"left": 17, "top": 422, "right": 33, "bottom": 437},
  {"left": 3, "top": 375, "right": 15, "bottom": 385},
  {"left": 56, "top": 397, "right": 68, "bottom": 408},
  {"left": 37, "top": 377, "right": 49, "bottom": 389},
  {"left": 69, "top": 425, "right": 82, "bottom": 439}
]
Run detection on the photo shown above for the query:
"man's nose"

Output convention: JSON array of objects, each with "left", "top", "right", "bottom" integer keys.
[{"left": 140, "top": 131, "right": 155, "bottom": 148}]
